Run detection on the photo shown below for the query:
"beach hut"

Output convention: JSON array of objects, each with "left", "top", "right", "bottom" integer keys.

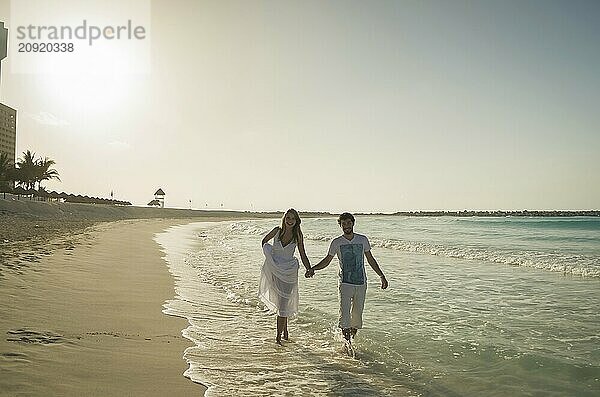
[
  {"left": 154, "top": 188, "right": 165, "bottom": 208},
  {"left": 147, "top": 199, "right": 161, "bottom": 207}
]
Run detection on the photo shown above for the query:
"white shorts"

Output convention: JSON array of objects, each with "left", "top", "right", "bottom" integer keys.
[{"left": 338, "top": 283, "right": 367, "bottom": 329}]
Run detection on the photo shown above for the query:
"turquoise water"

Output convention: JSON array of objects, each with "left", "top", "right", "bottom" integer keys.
[{"left": 156, "top": 216, "right": 600, "bottom": 396}]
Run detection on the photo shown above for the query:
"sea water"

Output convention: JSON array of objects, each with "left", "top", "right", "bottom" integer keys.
[{"left": 155, "top": 216, "right": 600, "bottom": 396}]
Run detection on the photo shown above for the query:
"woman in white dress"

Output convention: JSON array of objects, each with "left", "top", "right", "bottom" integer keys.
[{"left": 259, "top": 209, "right": 311, "bottom": 344}]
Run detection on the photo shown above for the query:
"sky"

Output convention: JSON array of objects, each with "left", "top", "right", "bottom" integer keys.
[{"left": 0, "top": 0, "right": 599, "bottom": 213}]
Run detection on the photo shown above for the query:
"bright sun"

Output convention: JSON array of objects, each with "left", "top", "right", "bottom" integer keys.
[
  {"left": 38, "top": 72, "right": 134, "bottom": 116},
  {"left": 13, "top": 19, "right": 150, "bottom": 116}
]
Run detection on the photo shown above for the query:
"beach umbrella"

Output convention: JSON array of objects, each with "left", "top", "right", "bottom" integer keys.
[
  {"left": 46, "top": 191, "right": 60, "bottom": 202},
  {"left": 23, "top": 189, "right": 37, "bottom": 199},
  {"left": 35, "top": 189, "right": 49, "bottom": 201}
]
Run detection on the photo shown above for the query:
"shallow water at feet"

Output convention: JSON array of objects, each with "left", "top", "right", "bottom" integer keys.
[{"left": 156, "top": 216, "right": 600, "bottom": 396}]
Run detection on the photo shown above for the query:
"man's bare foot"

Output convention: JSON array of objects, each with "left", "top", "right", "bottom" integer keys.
[{"left": 342, "top": 328, "right": 351, "bottom": 342}]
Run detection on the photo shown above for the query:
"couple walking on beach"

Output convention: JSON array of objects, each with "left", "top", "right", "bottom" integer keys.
[{"left": 259, "top": 209, "right": 388, "bottom": 345}]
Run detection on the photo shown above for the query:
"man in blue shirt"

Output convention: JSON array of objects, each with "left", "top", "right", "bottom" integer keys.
[{"left": 307, "top": 212, "right": 388, "bottom": 341}]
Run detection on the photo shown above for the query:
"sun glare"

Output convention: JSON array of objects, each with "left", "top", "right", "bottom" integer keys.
[{"left": 38, "top": 71, "right": 133, "bottom": 116}]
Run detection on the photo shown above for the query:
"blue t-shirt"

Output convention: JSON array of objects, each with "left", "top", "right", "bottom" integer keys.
[{"left": 328, "top": 234, "right": 371, "bottom": 285}]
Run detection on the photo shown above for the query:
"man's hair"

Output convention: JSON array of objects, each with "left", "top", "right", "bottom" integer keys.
[{"left": 337, "top": 212, "right": 355, "bottom": 225}]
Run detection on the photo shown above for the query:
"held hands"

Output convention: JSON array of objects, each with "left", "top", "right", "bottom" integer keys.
[{"left": 305, "top": 267, "right": 315, "bottom": 278}]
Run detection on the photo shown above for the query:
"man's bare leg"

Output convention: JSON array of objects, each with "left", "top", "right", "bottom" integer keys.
[
  {"left": 282, "top": 317, "right": 289, "bottom": 340},
  {"left": 276, "top": 316, "right": 284, "bottom": 344}
]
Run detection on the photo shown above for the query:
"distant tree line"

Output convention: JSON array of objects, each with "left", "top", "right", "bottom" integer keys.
[
  {"left": 0, "top": 150, "right": 60, "bottom": 192},
  {"left": 0, "top": 150, "right": 131, "bottom": 205}
]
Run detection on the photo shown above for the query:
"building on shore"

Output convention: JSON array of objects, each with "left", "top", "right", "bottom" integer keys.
[
  {"left": 154, "top": 188, "right": 165, "bottom": 208},
  {"left": 0, "top": 103, "right": 16, "bottom": 164}
]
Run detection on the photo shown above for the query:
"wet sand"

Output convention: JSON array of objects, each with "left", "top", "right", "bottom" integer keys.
[{"left": 0, "top": 219, "right": 207, "bottom": 396}]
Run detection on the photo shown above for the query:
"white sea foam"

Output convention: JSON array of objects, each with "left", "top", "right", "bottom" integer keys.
[
  {"left": 368, "top": 237, "right": 600, "bottom": 278},
  {"left": 228, "top": 220, "right": 600, "bottom": 278}
]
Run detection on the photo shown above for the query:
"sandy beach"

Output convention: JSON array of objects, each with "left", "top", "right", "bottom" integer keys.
[
  {"left": 0, "top": 199, "right": 278, "bottom": 396},
  {"left": 0, "top": 218, "right": 207, "bottom": 396}
]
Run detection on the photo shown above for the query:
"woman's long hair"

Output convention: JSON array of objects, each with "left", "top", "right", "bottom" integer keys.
[{"left": 279, "top": 208, "right": 301, "bottom": 242}]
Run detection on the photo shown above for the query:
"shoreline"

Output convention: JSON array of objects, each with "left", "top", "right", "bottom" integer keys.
[
  {"left": 3, "top": 197, "right": 595, "bottom": 230},
  {"left": 0, "top": 219, "right": 215, "bottom": 396},
  {"left": 0, "top": 198, "right": 325, "bottom": 245},
  {"left": 387, "top": 210, "right": 600, "bottom": 217}
]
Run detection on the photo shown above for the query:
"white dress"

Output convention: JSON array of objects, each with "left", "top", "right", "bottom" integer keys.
[{"left": 258, "top": 231, "right": 300, "bottom": 317}]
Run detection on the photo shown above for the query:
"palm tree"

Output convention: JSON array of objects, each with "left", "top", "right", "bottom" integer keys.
[
  {"left": 10, "top": 166, "right": 25, "bottom": 190},
  {"left": 36, "top": 157, "right": 61, "bottom": 190},
  {"left": 0, "top": 153, "right": 14, "bottom": 196},
  {"left": 16, "top": 150, "right": 37, "bottom": 190},
  {"left": 11, "top": 151, "right": 61, "bottom": 197}
]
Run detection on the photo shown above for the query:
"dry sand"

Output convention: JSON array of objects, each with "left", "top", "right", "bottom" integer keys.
[{"left": 0, "top": 218, "right": 209, "bottom": 396}]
